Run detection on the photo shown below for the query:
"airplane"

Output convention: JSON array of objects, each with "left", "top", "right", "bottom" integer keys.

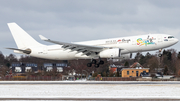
[{"left": 7, "top": 23, "right": 179, "bottom": 68}]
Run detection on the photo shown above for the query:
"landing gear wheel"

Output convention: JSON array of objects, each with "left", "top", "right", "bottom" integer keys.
[
  {"left": 87, "top": 63, "right": 92, "bottom": 67},
  {"left": 99, "top": 60, "right": 104, "bottom": 65},
  {"left": 158, "top": 53, "right": 162, "bottom": 57},
  {"left": 94, "top": 64, "right": 99, "bottom": 68}
]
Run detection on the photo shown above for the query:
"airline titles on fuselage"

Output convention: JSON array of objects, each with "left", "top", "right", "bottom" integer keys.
[{"left": 105, "top": 39, "right": 131, "bottom": 44}]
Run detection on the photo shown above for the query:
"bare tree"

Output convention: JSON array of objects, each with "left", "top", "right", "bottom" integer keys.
[
  {"left": 69, "top": 59, "right": 94, "bottom": 78},
  {"left": 0, "top": 66, "right": 9, "bottom": 77},
  {"left": 147, "top": 56, "right": 159, "bottom": 72},
  {"left": 0, "top": 51, "right": 4, "bottom": 65},
  {"left": 134, "top": 52, "right": 142, "bottom": 62}
]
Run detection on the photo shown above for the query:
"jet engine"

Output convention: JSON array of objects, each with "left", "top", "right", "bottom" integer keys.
[
  {"left": 119, "top": 53, "right": 132, "bottom": 59},
  {"left": 99, "top": 48, "right": 121, "bottom": 58}
]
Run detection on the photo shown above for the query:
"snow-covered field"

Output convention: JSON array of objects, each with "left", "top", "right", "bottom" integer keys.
[{"left": 0, "top": 81, "right": 180, "bottom": 100}]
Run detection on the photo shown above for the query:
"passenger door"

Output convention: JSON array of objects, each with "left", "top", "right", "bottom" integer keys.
[{"left": 157, "top": 35, "right": 163, "bottom": 43}]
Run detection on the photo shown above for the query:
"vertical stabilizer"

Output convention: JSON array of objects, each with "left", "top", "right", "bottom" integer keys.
[{"left": 7, "top": 23, "right": 43, "bottom": 49}]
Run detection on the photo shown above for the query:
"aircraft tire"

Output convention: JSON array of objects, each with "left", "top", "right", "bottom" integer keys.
[
  {"left": 94, "top": 64, "right": 99, "bottom": 68},
  {"left": 99, "top": 60, "right": 104, "bottom": 65},
  {"left": 158, "top": 54, "right": 162, "bottom": 57}
]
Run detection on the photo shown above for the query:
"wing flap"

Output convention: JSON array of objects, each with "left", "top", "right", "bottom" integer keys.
[{"left": 39, "top": 35, "right": 105, "bottom": 56}]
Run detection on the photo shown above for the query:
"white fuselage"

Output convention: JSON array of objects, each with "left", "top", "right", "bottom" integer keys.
[
  {"left": 27, "top": 34, "right": 178, "bottom": 60},
  {"left": 8, "top": 23, "right": 178, "bottom": 61}
]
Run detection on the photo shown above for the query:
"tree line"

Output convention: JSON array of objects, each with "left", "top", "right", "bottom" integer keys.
[
  {"left": 0, "top": 48, "right": 180, "bottom": 77},
  {"left": 135, "top": 49, "right": 180, "bottom": 76}
]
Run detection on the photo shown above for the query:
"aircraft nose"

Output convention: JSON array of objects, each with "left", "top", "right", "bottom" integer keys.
[{"left": 175, "top": 38, "right": 179, "bottom": 43}]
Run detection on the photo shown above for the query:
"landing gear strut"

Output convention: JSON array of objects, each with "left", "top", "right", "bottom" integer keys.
[
  {"left": 158, "top": 49, "right": 162, "bottom": 57},
  {"left": 87, "top": 58, "right": 104, "bottom": 68}
]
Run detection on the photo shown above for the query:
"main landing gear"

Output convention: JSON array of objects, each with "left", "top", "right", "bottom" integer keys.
[{"left": 87, "top": 58, "right": 104, "bottom": 68}]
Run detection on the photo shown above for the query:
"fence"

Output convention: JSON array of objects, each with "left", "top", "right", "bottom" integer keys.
[
  {"left": 1, "top": 76, "right": 180, "bottom": 81},
  {"left": 90, "top": 77, "right": 180, "bottom": 81},
  {"left": 1, "top": 76, "right": 62, "bottom": 81},
  {"left": 94, "top": 77, "right": 137, "bottom": 81}
]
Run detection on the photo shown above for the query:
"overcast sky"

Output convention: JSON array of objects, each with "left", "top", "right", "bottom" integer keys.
[{"left": 0, "top": 0, "right": 180, "bottom": 57}]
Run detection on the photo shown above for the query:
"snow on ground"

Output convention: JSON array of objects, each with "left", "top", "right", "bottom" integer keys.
[{"left": 0, "top": 82, "right": 180, "bottom": 98}]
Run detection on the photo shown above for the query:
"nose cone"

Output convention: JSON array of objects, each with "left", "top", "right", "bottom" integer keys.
[{"left": 175, "top": 38, "right": 179, "bottom": 44}]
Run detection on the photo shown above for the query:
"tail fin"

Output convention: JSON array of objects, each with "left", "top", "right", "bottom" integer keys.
[{"left": 7, "top": 23, "right": 43, "bottom": 49}]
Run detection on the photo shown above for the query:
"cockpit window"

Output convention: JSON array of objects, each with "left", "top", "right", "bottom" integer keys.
[{"left": 168, "top": 36, "right": 174, "bottom": 39}]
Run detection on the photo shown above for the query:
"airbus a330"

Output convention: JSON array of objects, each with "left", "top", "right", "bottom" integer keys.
[{"left": 7, "top": 23, "right": 179, "bottom": 67}]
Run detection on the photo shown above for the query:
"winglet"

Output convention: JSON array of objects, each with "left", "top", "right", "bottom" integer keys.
[{"left": 39, "top": 35, "right": 49, "bottom": 41}]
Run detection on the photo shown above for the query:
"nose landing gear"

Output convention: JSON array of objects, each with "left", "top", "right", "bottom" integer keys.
[{"left": 158, "top": 49, "right": 163, "bottom": 57}]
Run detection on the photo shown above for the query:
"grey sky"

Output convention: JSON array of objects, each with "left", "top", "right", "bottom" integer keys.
[{"left": 0, "top": 0, "right": 180, "bottom": 57}]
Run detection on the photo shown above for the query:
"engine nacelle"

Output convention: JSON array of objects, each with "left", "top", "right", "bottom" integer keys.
[
  {"left": 119, "top": 53, "right": 132, "bottom": 59},
  {"left": 99, "top": 48, "right": 121, "bottom": 58}
]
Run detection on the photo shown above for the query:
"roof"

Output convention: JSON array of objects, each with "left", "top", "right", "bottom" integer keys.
[
  {"left": 109, "top": 64, "right": 127, "bottom": 68},
  {"left": 129, "top": 62, "right": 144, "bottom": 68}
]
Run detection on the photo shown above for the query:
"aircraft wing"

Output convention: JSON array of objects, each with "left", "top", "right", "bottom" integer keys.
[{"left": 39, "top": 35, "right": 106, "bottom": 56}]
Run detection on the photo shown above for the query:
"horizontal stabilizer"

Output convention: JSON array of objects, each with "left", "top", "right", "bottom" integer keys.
[{"left": 6, "top": 48, "right": 31, "bottom": 54}]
